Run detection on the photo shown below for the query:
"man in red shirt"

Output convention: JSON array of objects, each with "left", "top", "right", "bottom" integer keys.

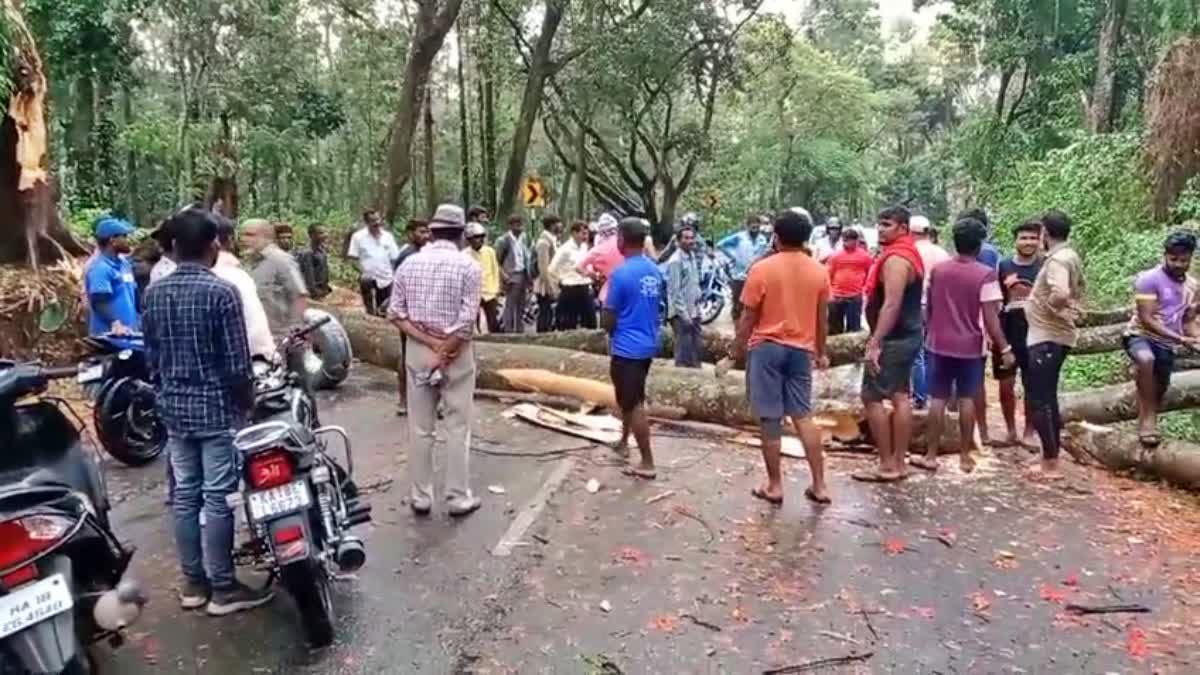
[{"left": 824, "top": 229, "right": 873, "bottom": 335}]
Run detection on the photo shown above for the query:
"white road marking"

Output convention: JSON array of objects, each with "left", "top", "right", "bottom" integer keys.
[{"left": 491, "top": 457, "right": 576, "bottom": 557}]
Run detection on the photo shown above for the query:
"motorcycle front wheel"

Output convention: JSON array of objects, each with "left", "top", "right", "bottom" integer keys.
[
  {"left": 94, "top": 377, "right": 167, "bottom": 466},
  {"left": 699, "top": 295, "right": 726, "bottom": 325},
  {"left": 280, "top": 560, "right": 335, "bottom": 647}
]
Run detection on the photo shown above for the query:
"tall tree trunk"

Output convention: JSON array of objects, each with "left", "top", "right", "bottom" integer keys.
[
  {"left": 1088, "top": 0, "right": 1128, "bottom": 134},
  {"left": 496, "top": 1, "right": 565, "bottom": 224},
  {"left": 122, "top": 82, "right": 139, "bottom": 223},
  {"left": 456, "top": 18, "right": 472, "bottom": 206},
  {"left": 68, "top": 73, "right": 95, "bottom": 202},
  {"left": 378, "top": 0, "right": 464, "bottom": 223},
  {"left": 574, "top": 110, "right": 587, "bottom": 222},
  {"left": 423, "top": 87, "right": 437, "bottom": 216}
]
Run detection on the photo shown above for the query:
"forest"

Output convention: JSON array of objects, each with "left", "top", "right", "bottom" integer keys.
[{"left": 1, "top": 0, "right": 1200, "bottom": 390}]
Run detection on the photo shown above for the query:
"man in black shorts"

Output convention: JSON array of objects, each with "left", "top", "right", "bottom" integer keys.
[
  {"left": 602, "top": 218, "right": 664, "bottom": 479},
  {"left": 993, "top": 219, "right": 1043, "bottom": 448},
  {"left": 854, "top": 206, "right": 925, "bottom": 483}
]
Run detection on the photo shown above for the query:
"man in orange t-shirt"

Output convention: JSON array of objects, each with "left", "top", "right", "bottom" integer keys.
[
  {"left": 824, "top": 228, "right": 873, "bottom": 334},
  {"left": 733, "top": 208, "right": 832, "bottom": 505}
]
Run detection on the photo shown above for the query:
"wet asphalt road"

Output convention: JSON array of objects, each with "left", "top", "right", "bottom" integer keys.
[{"left": 90, "top": 362, "right": 1200, "bottom": 674}]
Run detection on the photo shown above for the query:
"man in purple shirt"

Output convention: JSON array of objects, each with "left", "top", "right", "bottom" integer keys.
[
  {"left": 910, "top": 217, "right": 1014, "bottom": 474},
  {"left": 1123, "top": 231, "right": 1200, "bottom": 447}
]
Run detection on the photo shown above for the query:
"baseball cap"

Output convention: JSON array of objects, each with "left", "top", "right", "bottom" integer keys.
[
  {"left": 910, "top": 215, "right": 931, "bottom": 233},
  {"left": 94, "top": 216, "right": 134, "bottom": 240},
  {"left": 466, "top": 222, "right": 487, "bottom": 238},
  {"left": 429, "top": 204, "right": 466, "bottom": 230}
]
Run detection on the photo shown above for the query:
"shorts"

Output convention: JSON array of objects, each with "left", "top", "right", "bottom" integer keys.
[
  {"left": 861, "top": 332, "right": 922, "bottom": 403},
  {"left": 928, "top": 352, "right": 986, "bottom": 401},
  {"left": 1123, "top": 335, "right": 1175, "bottom": 401},
  {"left": 610, "top": 356, "right": 652, "bottom": 413},
  {"left": 746, "top": 342, "right": 813, "bottom": 423},
  {"left": 992, "top": 310, "right": 1030, "bottom": 379}
]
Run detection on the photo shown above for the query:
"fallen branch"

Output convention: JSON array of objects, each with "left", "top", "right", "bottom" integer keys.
[
  {"left": 762, "top": 652, "right": 874, "bottom": 674},
  {"left": 858, "top": 608, "right": 879, "bottom": 641},
  {"left": 679, "top": 612, "right": 723, "bottom": 632},
  {"left": 672, "top": 504, "right": 716, "bottom": 545},
  {"left": 1064, "top": 603, "right": 1151, "bottom": 615}
]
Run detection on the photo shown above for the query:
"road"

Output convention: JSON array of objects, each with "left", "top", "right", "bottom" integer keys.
[{"left": 92, "top": 363, "right": 1200, "bottom": 674}]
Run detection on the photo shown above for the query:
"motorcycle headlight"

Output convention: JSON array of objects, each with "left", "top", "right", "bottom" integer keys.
[{"left": 118, "top": 349, "right": 133, "bottom": 361}]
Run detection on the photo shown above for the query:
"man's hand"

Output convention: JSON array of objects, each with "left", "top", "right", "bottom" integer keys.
[
  {"left": 110, "top": 320, "right": 130, "bottom": 336},
  {"left": 1183, "top": 336, "right": 1200, "bottom": 352},
  {"left": 1000, "top": 350, "right": 1016, "bottom": 371},
  {"left": 815, "top": 353, "right": 830, "bottom": 370},
  {"left": 732, "top": 342, "right": 747, "bottom": 363},
  {"left": 865, "top": 338, "right": 882, "bottom": 375}
]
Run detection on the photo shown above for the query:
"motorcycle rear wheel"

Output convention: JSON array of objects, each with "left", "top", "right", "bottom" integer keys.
[
  {"left": 94, "top": 378, "right": 166, "bottom": 466},
  {"left": 280, "top": 560, "right": 335, "bottom": 647}
]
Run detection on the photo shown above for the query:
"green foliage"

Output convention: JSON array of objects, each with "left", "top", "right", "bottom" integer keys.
[{"left": 986, "top": 132, "right": 1158, "bottom": 306}]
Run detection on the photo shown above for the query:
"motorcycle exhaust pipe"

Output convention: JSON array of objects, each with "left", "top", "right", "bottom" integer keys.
[
  {"left": 93, "top": 579, "right": 148, "bottom": 631},
  {"left": 334, "top": 537, "right": 366, "bottom": 572}
]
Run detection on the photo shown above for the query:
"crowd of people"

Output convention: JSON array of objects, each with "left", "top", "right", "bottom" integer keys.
[{"left": 76, "top": 196, "right": 1198, "bottom": 618}]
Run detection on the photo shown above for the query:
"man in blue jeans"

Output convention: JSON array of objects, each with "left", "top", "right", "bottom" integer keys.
[{"left": 143, "top": 205, "right": 273, "bottom": 616}]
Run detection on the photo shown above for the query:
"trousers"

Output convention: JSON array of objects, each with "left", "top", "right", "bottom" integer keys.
[
  {"left": 169, "top": 430, "right": 238, "bottom": 591},
  {"left": 405, "top": 339, "right": 476, "bottom": 505},
  {"left": 1026, "top": 342, "right": 1070, "bottom": 460},
  {"left": 501, "top": 273, "right": 528, "bottom": 333}
]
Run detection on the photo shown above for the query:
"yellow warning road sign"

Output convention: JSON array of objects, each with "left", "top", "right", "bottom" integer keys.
[{"left": 523, "top": 177, "right": 546, "bottom": 208}]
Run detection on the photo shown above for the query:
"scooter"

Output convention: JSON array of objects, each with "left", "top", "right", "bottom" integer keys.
[
  {"left": 0, "top": 361, "right": 145, "bottom": 674},
  {"left": 228, "top": 318, "right": 369, "bottom": 648},
  {"left": 76, "top": 334, "right": 165, "bottom": 467}
]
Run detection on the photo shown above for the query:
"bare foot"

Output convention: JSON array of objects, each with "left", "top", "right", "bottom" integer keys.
[
  {"left": 985, "top": 434, "right": 1017, "bottom": 448},
  {"left": 959, "top": 452, "right": 977, "bottom": 473},
  {"left": 851, "top": 469, "right": 906, "bottom": 483},
  {"left": 908, "top": 456, "right": 939, "bottom": 472}
]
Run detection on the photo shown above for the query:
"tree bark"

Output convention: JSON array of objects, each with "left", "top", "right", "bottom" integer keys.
[
  {"left": 1088, "top": 0, "right": 1128, "bottom": 134},
  {"left": 1064, "top": 422, "right": 1200, "bottom": 490},
  {"left": 0, "top": 0, "right": 88, "bottom": 267},
  {"left": 476, "top": 2, "right": 498, "bottom": 211},
  {"left": 456, "top": 17, "right": 471, "bottom": 206},
  {"left": 495, "top": 0, "right": 565, "bottom": 224},
  {"left": 68, "top": 74, "right": 96, "bottom": 201},
  {"left": 423, "top": 86, "right": 437, "bottom": 216},
  {"left": 477, "top": 321, "right": 1131, "bottom": 367},
  {"left": 1060, "top": 370, "right": 1200, "bottom": 425},
  {"left": 378, "top": 0, "right": 464, "bottom": 223}
]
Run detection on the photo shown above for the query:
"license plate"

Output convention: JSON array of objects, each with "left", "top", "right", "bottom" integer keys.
[
  {"left": 247, "top": 481, "right": 311, "bottom": 521},
  {"left": 77, "top": 364, "right": 103, "bottom": 383},
  {"left": 0, "top": 574, "right": 74, "bottom": 640}
]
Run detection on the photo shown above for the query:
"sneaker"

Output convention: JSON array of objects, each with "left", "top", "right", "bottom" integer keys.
[
  {"left": 206, "top": 582, "right": 275, "bottom": 616},
  {"left": 179, "top": 580, "right": 211, "bottom": 610},
  {"left": 447, "top": 495, "right": 482, "bottom": 518}
]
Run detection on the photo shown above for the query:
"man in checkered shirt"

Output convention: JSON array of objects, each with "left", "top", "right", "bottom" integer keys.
[
  {"left": 143, "top": 206, "right": 274, "bottom": 616},
  {"left": 388, "top": 203, "right": 485, "bottom": 517}
]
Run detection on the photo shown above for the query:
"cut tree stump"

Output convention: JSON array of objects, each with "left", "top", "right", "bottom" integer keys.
[{"left": 1064, "top": 421, "right": 1200, "bottom": 490}]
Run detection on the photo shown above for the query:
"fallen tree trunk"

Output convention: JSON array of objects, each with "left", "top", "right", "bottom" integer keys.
[
  {"left": 1060, "top": 370, "right": 1200, "bottom": 425},
  {"left": 478, "top": 321, "right": 1129, "bottom": 367},
  {"left": 1064, "top": 421, "right": 1200, "bottom": 490},
  {"left": 327, "top": 305, "right": 962, "bottom": 450}
]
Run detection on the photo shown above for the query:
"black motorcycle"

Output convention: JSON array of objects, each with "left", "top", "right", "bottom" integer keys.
[
  {"left": 0, "top": 362, "right": 145, "bottom": 674},
  {"left": 76, "top": 334, "right": 166, "bottom": 467},
  {"left": 229, "top": 316, "right": 369, "bottom": 647}
]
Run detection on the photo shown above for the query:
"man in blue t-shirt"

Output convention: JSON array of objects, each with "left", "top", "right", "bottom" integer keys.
[
  {"left": 85, "top": 216, "right": 141, "bottom": 337},
  {"left": 602, "top": 217, "right": 664, "bottom": 479}
]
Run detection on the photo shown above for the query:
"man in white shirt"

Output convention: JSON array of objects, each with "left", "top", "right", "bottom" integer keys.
[
  {"left": 347, "top": 209, "right": 401, "bottom": 316},
  {"left": 910, "top": 215, "right": 951, "bottom": 410},
  {"left": 549, "top": 220, "right": 596, "bottom": 330},
  {"left": 215, "top": 219, "right": 275, "bottom": 359}
]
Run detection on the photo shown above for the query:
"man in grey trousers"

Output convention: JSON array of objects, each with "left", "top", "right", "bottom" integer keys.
[
  {"left": 494, "top": 215, "right": 530, "bottom": 333},
  {"left": 387, "top": 204, "right": 484, "bottom": 517}
]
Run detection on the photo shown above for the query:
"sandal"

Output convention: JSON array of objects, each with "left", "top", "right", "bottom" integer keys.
[
  {"left": 908, "top": 456, "right": 940, "bottom": 473},
  {"left": 621, "top": 465, "right": 657, "bottom": 480},
  {"left": 851, "top": 470, "right": 906, "bottom": 483},
  {"left": 1138, "top": 432, "right": 1161, "bottom": 449},
  {"left": 804, "top": 487, "right": 831, "bottom": 505},
  {"left": 751, "top": 487, "right": 783, "bottom": 505}
]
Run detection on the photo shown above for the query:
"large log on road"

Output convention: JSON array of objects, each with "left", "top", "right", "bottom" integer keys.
[
  {"left": 1065, "top": 422, "right": 1200, "bottom": 490},
  {"left": 1060, "top": 370, "right": 1200, "bottom": 425},
  {"left": 478, "top": 321, "right": 1128, "bottom": 367}
]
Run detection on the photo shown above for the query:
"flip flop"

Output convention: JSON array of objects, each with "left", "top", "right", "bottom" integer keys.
[
  {"left": 984, "top": 438, "right": 1017, "bottom": 448},
  {"left": 1138, "top": 433, "right": 1162, "bottom": 449},
  {"left": 908, "top": 457, "right": 940, "bottom": 472},
  {"left": 851, "top": 470, "right": 906, "bottom": 483},
  {"left": 804, "top": 487, "right": 831, "bottom": 505},
  {"left": 751, "top": 487, "right": 783, "bottom": 505},
  {"left": 622, "top": 466, "right": 657, "bottom": 480}
]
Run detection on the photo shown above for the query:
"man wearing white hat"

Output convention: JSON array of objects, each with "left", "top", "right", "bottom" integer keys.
[
  {"left": 388, "top": 204, "right": 484, "bottom": 517},
  {"left": 910, "top": 215, "right": 950, "bottom": 409}
]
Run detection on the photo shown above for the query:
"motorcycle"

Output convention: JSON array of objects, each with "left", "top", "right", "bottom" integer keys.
[
  {"left": 228, "top": 319, "right": 369, "bottom": 647},
  {"left": 656, "top": 252, "right": 732, "bottom": 326},
  {"left": 76, "top": 334, "right": 165, "bottom": 467},
  {"left": 0, "top": 361, "right": 145, "bottom": 674},
  {"left": 250, "top": 318, "right": 329, "bottom": 429}
]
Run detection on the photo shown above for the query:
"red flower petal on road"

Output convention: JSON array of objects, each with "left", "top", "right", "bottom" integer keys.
[
  {"left": 1040, "top": 584, "right": 1067, "bottom": 604},
  {"left": 1063, "top": 573, "right": 1079, "bottom": 587},
  {"left": 883, "top": 537, "right": 907, "bottom": 555},
  {"left": 1127, "top": 625, "right": 1150, "bottom": 658}
]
